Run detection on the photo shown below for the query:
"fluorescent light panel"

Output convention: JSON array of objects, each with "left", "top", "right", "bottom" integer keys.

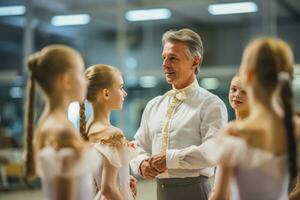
[
  {"left": 0, "top": 5, "right": 26, "bottom": 16},
  {"left": 51, "top": 14, "right": 90, "bottom": 26},
  {"left": 208, "top": 1, "right": 258, "bottom": 15},
  {"left": 126, "top": 8, "right": 171, "bottom": 21}
]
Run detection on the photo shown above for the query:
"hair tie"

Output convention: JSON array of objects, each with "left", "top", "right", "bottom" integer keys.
[
  {"left": 278, "top": 72, "right": 290, "bottom": 82},
  {"left": 28, "top": 52, "right": 41, "bottom": 76}
]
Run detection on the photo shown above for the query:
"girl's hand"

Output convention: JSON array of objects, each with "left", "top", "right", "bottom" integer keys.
[
  {"left": 128, "top": 141, "right": 137, "bottom": 148},
  {"left": 130, "top": 175, "right": 138, "bottom": 198}
]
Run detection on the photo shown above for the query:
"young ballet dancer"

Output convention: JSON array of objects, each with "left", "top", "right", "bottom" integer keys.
[
  {"left": 209, "top": 38, "right": 299, "bottom": 200},
  {"left": 24, "top": 44, "right": 97, "bottom": 200},
  {"left": 228, "top": 74, "right": 249, "bottom": 120},
  {"left": 79, "top": 64, "right": 137, "bottom": 200},
  {"left": 210, "top": 74, "right": 250, "bottom": 198}
]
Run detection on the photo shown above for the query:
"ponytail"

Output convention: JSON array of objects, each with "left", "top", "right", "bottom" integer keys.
[
  {"left": 24, "top": 72, "right": 36, "bottom": 180},
  {"left": 79, "top": 102, "right": 88, "bottom": 141},
  {"left": 279, "top": 73, "right": 297, "bottom": 178}
]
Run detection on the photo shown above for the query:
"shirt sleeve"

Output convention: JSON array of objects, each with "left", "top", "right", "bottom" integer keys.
[
  {"left": 166, "top": 96, "right": 228, "bottom": 169},
  {"left": 130, "top": 102, "right": 153, "bottom": 176}
]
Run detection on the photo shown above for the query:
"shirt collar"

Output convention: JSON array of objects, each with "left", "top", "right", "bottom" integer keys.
[
  {"left": 165, "top": 79, "right": 199, "bottom": 100},
  {"left": 172, "top": 79, "right": 199, "bottom": 94}
]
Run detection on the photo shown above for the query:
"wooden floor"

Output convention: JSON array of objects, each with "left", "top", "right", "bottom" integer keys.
[{"left": 0, "top": 179, "right": 156, "bottom": 200}]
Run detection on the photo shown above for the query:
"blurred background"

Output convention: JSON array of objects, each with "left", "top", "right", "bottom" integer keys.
[{"left": 0, "top": 0, "right": 300, "bottom": 199}]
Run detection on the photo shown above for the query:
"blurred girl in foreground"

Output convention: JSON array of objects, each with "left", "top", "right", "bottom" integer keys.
[{"left": 24, "top": 45, "right": 96, "bottom": 200}]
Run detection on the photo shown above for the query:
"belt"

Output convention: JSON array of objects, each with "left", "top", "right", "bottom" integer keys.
[{"left": 157, "top": 175, "right": 208, "bottom": 185}]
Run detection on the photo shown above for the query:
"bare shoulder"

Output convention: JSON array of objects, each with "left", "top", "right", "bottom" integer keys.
[
  {"left": 223, "top": 120, "right": 246, "bottom": 137},
  {"left": 99, "top": 126, "right": 125, "bottom": 143},
  {"left": 90, "top": 126, "right": 127, "bottom": 148},
  {"left": 53, "top": 126, "right": 84, "bottom": 150},
  {"left": 224, "top": 119, "right": 261, "bottom": 142},
  {"left": 35, "top": 120, "right": 84, "bottom": 151},
  {"left": 105, "top": 126, "right": 124, "bottom": 136}
]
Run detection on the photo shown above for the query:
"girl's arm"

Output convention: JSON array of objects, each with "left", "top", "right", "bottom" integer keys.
[
  {"left": 101, "top": 157, "right": 123, "bottom": 200},
  {"left": 53, "top": 129, "right": 86, "bottom": 200},
  {"left": 210, "top": 164, "right": 232, "bottom": 200}
]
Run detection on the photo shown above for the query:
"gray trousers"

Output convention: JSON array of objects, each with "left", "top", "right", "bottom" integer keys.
[{"left": 157, "top": 176, "right": 211, "bottom": 200}]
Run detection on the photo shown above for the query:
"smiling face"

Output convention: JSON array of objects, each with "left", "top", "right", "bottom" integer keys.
[
  {"left": 229, "top": 76, "right": 248, "bottom": 112},
  {"left": 162, "top": 41, "right": 199, "bottom": 89}
]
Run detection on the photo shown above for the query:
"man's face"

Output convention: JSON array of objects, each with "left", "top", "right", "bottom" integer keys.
[{"left": 162, "top": 41, "right": 199, "bottom": 89}]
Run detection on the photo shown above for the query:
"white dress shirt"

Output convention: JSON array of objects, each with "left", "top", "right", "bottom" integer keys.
[{"left": 130, "top": 79, "right": 228, "bottom": 178}]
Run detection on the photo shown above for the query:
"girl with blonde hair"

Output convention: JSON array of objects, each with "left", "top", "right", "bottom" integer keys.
[
  {"left": 228, "top": 74, "right": 249, "bottom": 121},
  {"left": 24, "top": 44, "right": 96, "bottom": 200},
  {"left": 79, "top": 64, "right": 137, "bottom": 200},
  {"left": 210, "top": 74, "right": 250, "bottom": 199},
  {"left": 209, "top": 38, "right": 299, "bottom": 200}
]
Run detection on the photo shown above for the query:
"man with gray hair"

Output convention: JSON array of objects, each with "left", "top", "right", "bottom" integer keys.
[{"left": 130, "top": 28, "right": 227, "bottom": 200}]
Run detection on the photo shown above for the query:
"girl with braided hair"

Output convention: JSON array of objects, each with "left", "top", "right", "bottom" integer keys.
[
  {"left": 79, "top": 64, "right": 137, "bottom": 200},
  {"left": 24, "top": 44, "right": 97, "bottom": 200},
  {"left": 209, "top": 38, "right": 300, "bottom": 200}
]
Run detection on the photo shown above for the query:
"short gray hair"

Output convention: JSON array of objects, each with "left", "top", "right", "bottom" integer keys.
[{"left": 162, "top": 28, "right": 204, "bottom": 71}]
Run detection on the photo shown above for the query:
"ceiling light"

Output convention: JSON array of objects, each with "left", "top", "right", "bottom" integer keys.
[
  {"left": 125, "top": 8, "right": 171, "bottom": 21},
  {"left": 51, "top": 14, "right": 90, "bottom": 26},
  {"left": 0, "top": 5, "right": 26, "bottom": 16},
  {"left": 208, "top": 2, "right": 258, "bottom": 15}
]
